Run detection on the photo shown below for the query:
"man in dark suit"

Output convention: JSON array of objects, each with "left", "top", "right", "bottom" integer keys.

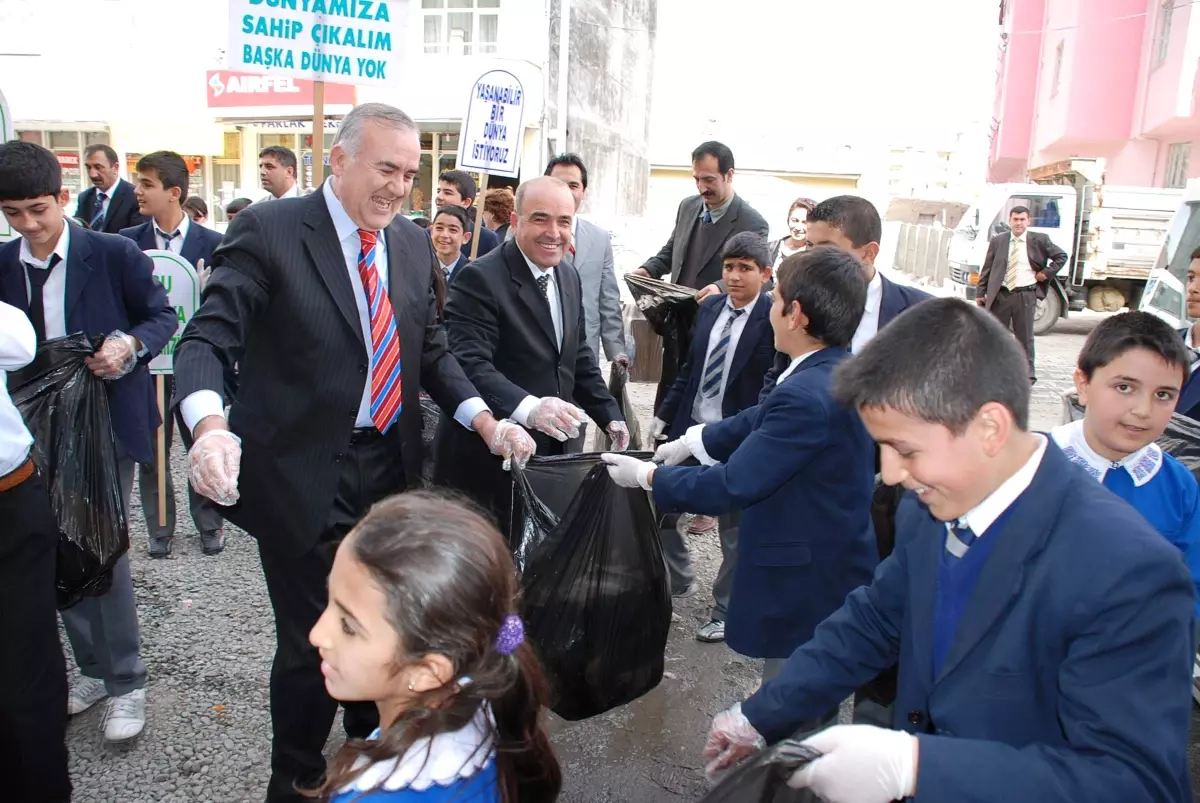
[
  {"left": 0, "top": 141, "right": 178, "bottom": 745},
  {"left": 436, "top": 169, "right": 499, "bottom": 259},
  {"left": 429, "top": 205, "right": 471, "bottom": 288},
  {"left": 977, "top": 205, "right": 1068, "bottom": 383},
  {"left": 650, "top": 232, "right": 779, "bottom": 639},
  {"left": 78, "top": 144, "right": 147, "bottom": 233},
  {"left": 1176, "top": 247, "right": 1200, "bottom": 420},
  {"left": 172, "top": 103, "right": 534, "bottom": 803},
  {"left": 435, "top": 176, "right": 629, "bottom": 536},
  {"left": 120, "top": 150, "right": 226, "bottom": 558},
  {"left": 705, "top": 299, "right": 1195, "bottom": 803},
  {"left": 635, "top": 141, "right": 770, "bottom": 407}
]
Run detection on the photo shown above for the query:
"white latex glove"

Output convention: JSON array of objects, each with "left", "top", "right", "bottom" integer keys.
[
  {"left": 489, "top": 419, "right": 536, "bottom": 470},
  {"left": 527, "top": 397, "right": 585, "bottom": 441},
  {"left": 600, "top": 452, "right": 654, "bottom": 489},
  {"left": 607, "top": 420, "right": 630, "bottom": 451},
  {"left": 650, "top": 417, "right": 668, "bottom": 440},
  {"left": 653, "top": 438, "right": 692, "bottom": 466},
  {"left": 788, "top": 725, "right": 917, "bottom": 803},
  {"left": 197, "top": 258, "right": 212, "bottom": 292},
  {"left": 83, "top": 330, "right": 138, "bottom": 379},
  {"left": 188, "top": 429, "right": 242, "bottom": 506},
  {"left": 702, "top": 702, "right": 765, "bottom": 777}
]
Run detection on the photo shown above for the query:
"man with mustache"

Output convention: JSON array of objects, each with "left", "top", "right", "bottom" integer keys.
[
  {"left": 77, "top": 144, "right": 146, "bottom": 233},
  {"left": 435, "top": 176, "right": 629, "bottom": 537},
  {"left": 172, "top": 102, "right": 536, "bottom": 803}
]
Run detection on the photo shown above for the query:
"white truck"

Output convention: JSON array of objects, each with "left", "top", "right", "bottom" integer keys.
[
  {"left": 1139, "top": 177, "right": 1200, "bottom": 328},
  {"left": 949, "top": 158, "right": 1182, "bottom": 335}
]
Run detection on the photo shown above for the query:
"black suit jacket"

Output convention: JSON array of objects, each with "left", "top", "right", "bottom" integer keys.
[
  {"left": 78, "top": 180, "right": 147, "bottom": 234},
  {"left": 979, "top": 230, "right": 1069, "bottom": 309},
  {"left": 641, "top": 194, "right": 770, "bottom": 290},
  {"left": 434, "top": 240, "right": 621, "bottom": 529},
  {"left": 119, "top": 221, "right": 223, "bottom": 269},
  {"left": 173, "top": 191, "right": 478, "bottom": 557}
]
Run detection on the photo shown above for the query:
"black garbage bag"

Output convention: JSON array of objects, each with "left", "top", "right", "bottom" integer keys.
[
  {"left": 594, "top": 363, "right": 644, "bottom": 452},
  {"left": 624, "top": 273, "right": 699, "bottom": 339},
  {"left": 8, "top": 333, "right": 129, "bottom": 609},
  {"left": 1061, "top": 390, "right": 1200, "bottom": 481},
  {"left": 701, "top": 741, "right": 827, "bottom": 803},
  {"left": 511, "top": 452, "right": 671, "bottom": 720}
]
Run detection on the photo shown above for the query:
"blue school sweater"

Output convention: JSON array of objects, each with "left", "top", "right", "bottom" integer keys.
[{"left": 1053, "top": 420, "right": 1200, "bottom": 617}]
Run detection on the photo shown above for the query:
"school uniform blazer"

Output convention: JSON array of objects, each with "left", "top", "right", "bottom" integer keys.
[
  {"left": 741, "top": 443, "right": 1196, "bottom": 803},
  {"left": 1175, "top": 327, "right": 1200, "bottom": 420},
  {"left": 0, "top": 228, "right": 177, "bottom": 464},
  {"left": 77, "top": 180, "right": 147, "bottom": 234},
  {"left": 758, "top": 273, "right": 931, "bottom": 402},
  {"left": 655, "top": 292, "right": 777, "bottom": 441},
  {"left": 460, "top": 224, "right": 499, "bottom": 261},
  {"left": 119, "top": 221, "right": 223, "bottom": 270},
  {"left": 652, "top": 347, "right": 878, "bottom": 659}
]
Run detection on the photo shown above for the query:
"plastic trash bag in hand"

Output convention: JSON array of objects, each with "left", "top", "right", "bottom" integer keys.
[
  {"left": 8, "top": 333, "right": 130, "bottom": 609},
  {"left": 700, "top": 740, "right": 828, "bottom": 803},
  {"left": 595, "top": 362, "right": 644, "bottom": 452},
  {"left": 624, "top": 273, "right": 699, "bottom": 339}
]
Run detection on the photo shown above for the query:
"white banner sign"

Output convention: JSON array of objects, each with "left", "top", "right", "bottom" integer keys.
[
  {"left": 146, "top": 250, "right": 201, "bottom": 375},
  {"left": 228, "top": 0, "right": 405, "bottom": 86},
  {"left": 456, "top": 70, "right": 526, "bottom": 179}
]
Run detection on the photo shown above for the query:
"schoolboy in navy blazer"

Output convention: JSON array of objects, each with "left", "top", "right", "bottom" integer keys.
[
  {"left": 705, "top": 298, "right": 1195, "bottom": 803},
  {"left": 121, "top": 218, "right": 222, "bottom": 272},
  {"left": 1175, "top": 249, "right": 1200, "bottom": 420}
]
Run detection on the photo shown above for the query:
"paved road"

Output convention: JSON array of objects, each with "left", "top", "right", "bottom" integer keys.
[{"left": 63, "top": 312, "right": 1200, "bottom": 802}]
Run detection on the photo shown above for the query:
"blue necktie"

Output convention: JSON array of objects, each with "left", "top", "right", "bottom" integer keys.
[
  {"left": 156, "top": 227, "right": 180, "bottom": 250},
  {"left": 702, "top": 210, "right": 713, "bottom": 224},
  {"left": 700, "top": 307, "right": 745, "bottom": 399},
  {"left": 89, "top": 192, "right": 107, "bottom": 230},
  {"left": 944, "top": 522, "right": 977, "bottom": 559}
]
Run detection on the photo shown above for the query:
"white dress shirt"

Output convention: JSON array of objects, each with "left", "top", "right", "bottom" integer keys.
[
  {"left": 19, "top": 222, "right": 72, "bottom": 340},
  {"left": 700, "top": 193, "right": 735, "bottom": 223},
  {"left": 181, "top": 179, "right": 488, "bottom": 433},
  {"left": 850, "top": 269, "right": 884, "bottom": 354},
  {"left": 91, "top": 178, "right": 122, "bottom": 225},
  {"left": 692, "top": 294, "right": 760, "bottom": 425},
  {"left": 0, "top": 300, "right": 37, "bottom": 476},
  {"left": 1007, "top": 233, "right": 1038, "bottom": 289},
  {"left": 511, "top": 250, "right": 566, "bottom": 427},
  {"left": 153, "top": 213, "right": 190, "bottom": 254},
  {"left": 258, "top": 183, "right": 301, "bottom": 202},
  {"left": 951, "top": 435, "right": 1047, "bottom": 540}
]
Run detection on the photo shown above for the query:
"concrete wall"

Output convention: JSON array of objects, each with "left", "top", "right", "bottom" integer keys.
[
  {"left": 548, "top": 0, "right": 657, "bottom": 219},
  {"left": 891, "top": 223, "right": 954, "bottom": 286}
]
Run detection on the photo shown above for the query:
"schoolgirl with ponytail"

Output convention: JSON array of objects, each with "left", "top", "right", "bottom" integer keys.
[{"left": 305, "top": 491, "right": 561, "bottom": 803}]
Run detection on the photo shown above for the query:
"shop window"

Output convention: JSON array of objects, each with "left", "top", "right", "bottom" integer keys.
[
  {"left": 423, "top": 0, "right": 500, "bottom": 55},
  {"left": 48, "top": 131, "right": 79, "bottom": 150},
  {"left": 17, "top": 130, "right": 42, "bottom": 145},
  {"left": 1166, "top": 142, "right": 1191, "bottom": 189}
]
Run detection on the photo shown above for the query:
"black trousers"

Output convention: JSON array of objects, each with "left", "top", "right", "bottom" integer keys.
[
  {"left": 259, "top": 430, "right": 406, "bottom": 803},
  {"left": 0, "top": 468, "right": 70, "bottom": 802},
  {"left": 990, "top": 287, "right": 1036, "bottom": 381}
]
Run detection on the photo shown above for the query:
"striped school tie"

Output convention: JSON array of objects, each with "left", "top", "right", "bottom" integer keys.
[
  {"left": 700, "top": 307, "right": 745, "bottom": 399},
  {"left": 89, "top": 192, "right": 107, "bottom": 230},
  {"left": 944, "top": 522, "right": 977, "bottom": 559},
  {"left": 356, "top": 229, "right": 403, "bottom": 433},
  {"left": 1003, "top": 235, "right": 1021, "bottom": 290}
]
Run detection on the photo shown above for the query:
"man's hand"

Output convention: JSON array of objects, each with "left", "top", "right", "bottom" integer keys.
[
  {"left": 1035, "top": 271, "right": 1047, "bottom": 283},
  {"left": 649, "top": 417, "right": 667, "bottom": 441},
  {"left": 84, "top": 331, "right": 139, "bottom": 379},
  {"left": 702, "top": 703, "right": 765, "bottom": 777},
  {"left": 488, "top": 419, "right": 537, "bottom": 470},
  {"left": 612, "top": 353, "right": 631, "bottom": 369},
  {"left": 633, "top": 267, "right": 652, "bottom": 278},
  {"left": 600, "top": 453, "right": 654, "bottom": 489},
  {"left": 527, "top": 397, "right": 585, "bottom": 441},
  {"left": 696, "top": 283, "right": 722, "bottom": 302},
  {"left": 975, "top": 296, "right": 986, "bottom": 307},
  {"left": 607, "top": 421, "right": 630, "bottom": 451},
  {"left": 653, "top": 438, "right": 691, "bottom": 466},
  {"left": 188, "top": 424, "right": 242, "bottom": 506},
  {"left": 197, "top": 258, "right": 212, "bottom": 292},
  {"left": 788, "top": 725, "right": 918, "bottom": 803}
]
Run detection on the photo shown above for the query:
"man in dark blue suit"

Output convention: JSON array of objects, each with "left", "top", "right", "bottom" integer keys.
[
  {"left": 78, "top": 144, "right": 147, "bottom": 234},
  {"left": 120, "top": 151, "right": 226, "bottom": 558},
  {"left": 1175, "top": 247, "right": 1200, "bottom": 420},
  {"left": 704, "top": 298, "right": 1196, "bottom": 803},
  {"left": 0, "top": 142, "right": 177, "bottom": 744},
  {"left": 604, "top": 247, "right": 877, "bottom": 698},
  {"left": 436, "top": 169, "right": 499, "bottom": 259},
  {"left": 649, "top": 232, "right": 780, "bottom": 642}
]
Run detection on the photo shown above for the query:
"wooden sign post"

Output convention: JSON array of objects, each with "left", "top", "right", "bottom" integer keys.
[
  {"left": 457, "top": 70, "right": 526, "bottom": 257},
  {"left": 312, "top": 80, "right": 325, "bottom": 188}
]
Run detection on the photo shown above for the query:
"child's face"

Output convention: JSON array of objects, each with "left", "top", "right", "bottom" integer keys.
[
  {"left": 1187, "top": 258, "right": 1200, "bottom": 321},
  {"left": 861, "top": 404, "right": 1007, "bottom": 522},
  {"left": 1, "top": 192, "right": 68, "bottom": 249},
  {"left": 722, "top": 256, "right": 768, "bottom": 307},
  {"left": 431, "top": 213, "right": 469, "bottom": 262},
  {"left": 134, "top": 170, "right": 178, "bottom": 218},
  {"left": 1074, "top": 348, "right": 1183, "bottom": 461},
  {"left": 310, "top": 539, "right": 404, "bottom": 705}
]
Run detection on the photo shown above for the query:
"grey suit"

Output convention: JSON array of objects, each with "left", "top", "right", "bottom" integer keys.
[{"left": 566, "top": 217, "right": 627, "bottom": 361}]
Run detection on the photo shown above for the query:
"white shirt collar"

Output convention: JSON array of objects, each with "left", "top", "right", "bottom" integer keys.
[
  {"left": 776, "top": 347, "right": 820, "bottom": 385},
  {"left": 340, "top": 705, "right": 495, "bottom": 793},
  {"left": 954, "top": 435, "right": 1048, "bottom": 536},
  {"left": 268, "top": 182, "right": 300, "bottom": 200},
  {"left": 726, "top": 293, "right": 759, "bottom": 317},
  {"left": 20, "top": 220, "right": 70, "bottom": 268},
  {"left": 1051, "top": 419, "right": 1163, "bottom": 487},
  {"left": 864, "top": 269, "right": 883, "bottom": 314},
  {"left": 1012, "top": 231, "right": 1026, "bottom": 244},
  {"left": 95, "top": 177, "right": 120, "bottom": 200},
  {"left": 518, "top": 246, "right": 555, "bottom": 278},
  {"left": 323, "top": 178, "right": 373, "bottom": 244},
  {"left": 439, "top": 255, "right": 460, "bottom": 272},
  {"left": 700, "top": 193, "right": 735, "bottom": 221},
  {"left": 154, "top": 212, "right": 190, "bottom": 246}
]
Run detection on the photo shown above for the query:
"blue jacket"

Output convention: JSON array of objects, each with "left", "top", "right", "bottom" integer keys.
[
  {"left": 0, "top": 227, "right": 177, "bottom": 463},
  {"left": 119, "top": 220, "right": 223, "bottom": 270},
  {"left": 652, "top": 347, "right": 877, "bottom": 658},
  {"left": 461, "top": 224, "right": 498, "bottom": 260},
  {"left": 759, "top": 272, "right": 932, "bottom": 402},
  {"left": 655, "top": 292, "right": 777, "bottom": 440},
  {"left": 1175, "top": 326, "right": 1200, "bottom": 420},
  {"left": 742, "top": 442, "right": 1196, "bottom": 803}
]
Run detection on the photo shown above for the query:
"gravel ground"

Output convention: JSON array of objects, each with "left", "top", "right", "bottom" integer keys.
[{"left": 62, "top": 316, "right": 1200, "bottom": 802}]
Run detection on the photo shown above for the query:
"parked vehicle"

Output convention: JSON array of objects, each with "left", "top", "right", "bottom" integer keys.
[{"left": 1139, "top": 178, "right": 1200, "bottom": 329}]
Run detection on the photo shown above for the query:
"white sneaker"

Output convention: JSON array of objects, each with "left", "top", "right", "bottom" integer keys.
[
  {"left": 102, "top": 689, "right": 146, "bottom": 743},
  {"left": 67, "top": 676, "right": 108, "bottom": 715}
]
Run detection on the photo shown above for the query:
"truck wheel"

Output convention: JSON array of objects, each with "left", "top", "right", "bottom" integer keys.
[{"left": 1034, "top": 291, "right": 1061, "bottom": 336}]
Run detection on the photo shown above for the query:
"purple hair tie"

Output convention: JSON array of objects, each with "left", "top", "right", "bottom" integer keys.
[{"left": 496, "top": 615, "right": 525, "bottom": 656}]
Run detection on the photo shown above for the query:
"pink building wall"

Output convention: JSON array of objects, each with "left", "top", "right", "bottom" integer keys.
[{"left": 989, "top": 0, "right": 1044, "bottom": 181}]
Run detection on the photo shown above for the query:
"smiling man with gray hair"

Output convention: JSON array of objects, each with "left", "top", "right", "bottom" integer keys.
[{"left": 172, "top": 102, "right": 535, "bottom": 803}]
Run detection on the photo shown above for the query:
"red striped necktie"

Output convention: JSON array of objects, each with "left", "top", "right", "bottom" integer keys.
[{"left": 356, "top": 229, "right": 403, "bottom": 432}]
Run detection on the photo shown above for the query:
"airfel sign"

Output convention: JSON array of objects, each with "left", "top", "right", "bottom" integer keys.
[{"left": 206, "top": 70, "right": 355, "bottom": 107}]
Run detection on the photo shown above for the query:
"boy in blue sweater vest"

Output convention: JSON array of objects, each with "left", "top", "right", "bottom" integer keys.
[
  {"left": 703, "top": 298, "right": 1195, "bottom": 803},
  {"left": 1051, "top": 311, "right": 1200, "bottom": 629}
]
